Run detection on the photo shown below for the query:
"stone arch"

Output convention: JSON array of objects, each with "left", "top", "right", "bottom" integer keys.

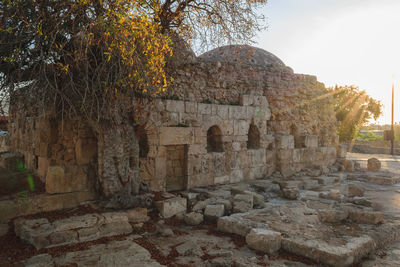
[
  {"left": 207, "top": 125, "right": 224, "bottom": 152},
  {"left": 247, "top": 124, "right": 260, "bottom": 149}
]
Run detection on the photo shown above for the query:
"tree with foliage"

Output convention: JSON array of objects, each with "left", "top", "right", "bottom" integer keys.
[
  {"left": 0, "top": 0, "right": 267, "bottom": 122},
  {"left": 330, "top": 85, "right": 383, "bottom": 142},
  {"left": 0, "top": 0, "right": 268, "bottom": 199}
]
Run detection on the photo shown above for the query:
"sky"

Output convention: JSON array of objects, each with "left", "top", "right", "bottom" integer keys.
[{"left": 255, "top": 0, "right": 400, "bottom": 125}]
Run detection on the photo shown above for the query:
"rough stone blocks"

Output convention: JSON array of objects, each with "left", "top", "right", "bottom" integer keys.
[
  {"left": 246, "top": 228, "right": 282, "bottom": 255},
  {"left": 233, "top": 194, "right": 253, "bottom": 213},
  {"left": 275, "top": 134, "right": 294, "bottom": 150},
  {"left": 159, "top": 127, "right": 193, "bottom": 145},
  {"left": 318, "top": 209, "right": 348, "bottom": 223},
  {"left": 75, "top": 138, "right": 97, "bottom": 165},
  {"left": 14, "top": 212, "right": 133, "bottom": 249},
  {"left": 348, "top": 209, "right": 384, "bottom": 225},
  {"left": 45, "top": 165, "right": 90, "bottom": 194},
  {"left": 299, "top": 135, "right": 318, "bottom": 148},
  {"left": 204, "top": 204, "right": 225, "bottom": 221},
  {"left": 155, "top": 197, "right": 187, "bottom": 218},
  {"left": 126, "top": 208, "right": 149, "bottom": 223}
]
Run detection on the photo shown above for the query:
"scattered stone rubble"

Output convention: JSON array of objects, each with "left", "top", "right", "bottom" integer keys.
[
  {"left": 10, "top": 165, "right": 400, "bottom": 266},
  {"left": 14, "top": 208, "right": 148, "bottom": 249},
  {"left": 3, "top": 42, "right": 400, "bottom": 266}
]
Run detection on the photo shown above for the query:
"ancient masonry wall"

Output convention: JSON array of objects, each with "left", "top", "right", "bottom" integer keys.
[
  {"left": 7, "top": 53, "right": 340, "bottom": 195},
  {"left": 8, "top": 115, "right": 97, "bottom": 194},
  {"left": 138, "top": 95, "right": 271, "bottom": 191}
]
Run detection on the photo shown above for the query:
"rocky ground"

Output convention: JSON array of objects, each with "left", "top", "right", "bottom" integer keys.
[{"left": 2, "top": 153, "right": 400, "bottom": 266}]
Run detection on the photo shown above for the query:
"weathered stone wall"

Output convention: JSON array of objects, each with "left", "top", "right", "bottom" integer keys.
[
  {"left": 8, "top": 114, "right": 97, "bottom": 194},
  {"left": 7, "top": 45, "right": 341, "bottom": 195},
  {"left": 137, "top": 95, "right": 272, "bottom": 191},
  {"left": 168, "top": 59, "right": 337, "bottom": 148}
]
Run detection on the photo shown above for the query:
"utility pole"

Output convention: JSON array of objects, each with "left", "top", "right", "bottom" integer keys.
[{"left": 391, "top": 76, "right": 395, "bottom": 155}]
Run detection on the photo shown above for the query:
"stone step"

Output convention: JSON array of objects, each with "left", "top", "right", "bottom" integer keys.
[
  {"left": 20, "top": 239, "right": 164, "bottom": 266},
  {"left": 14, "top": 209, "right": 148, "bottom": 249},
  {"left": 282, "top": 236, "right": 375, "bottom": 267}
]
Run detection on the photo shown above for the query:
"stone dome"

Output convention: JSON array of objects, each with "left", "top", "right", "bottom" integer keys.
[{"left": 198, "top": 45, "right": 285, "bottom": 67}]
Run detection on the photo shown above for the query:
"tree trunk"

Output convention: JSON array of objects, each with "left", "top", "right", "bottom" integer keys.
[{"left": 97, "top": 122, "right": 140, "bottom": 198}]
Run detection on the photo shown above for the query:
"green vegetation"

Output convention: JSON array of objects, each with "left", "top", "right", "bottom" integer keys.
[
  {"left": 330, "top": 85, "right": 383, "bottom": 142},
  {"left": 201, "top": 99, "right": 214, "bottom": 104},
  {"left": 357, "top": 131, "right": 383, "bottom": 141}
]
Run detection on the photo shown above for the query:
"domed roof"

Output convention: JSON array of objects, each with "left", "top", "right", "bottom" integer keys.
[{"left": 198, "top": 45, "right": 285, "bottom": 67}]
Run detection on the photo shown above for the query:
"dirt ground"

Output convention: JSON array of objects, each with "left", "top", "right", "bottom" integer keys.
[{"left": 3, "top": 152, "right": 400, "bottom": 266}]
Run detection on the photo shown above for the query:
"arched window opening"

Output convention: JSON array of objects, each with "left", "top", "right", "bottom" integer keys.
[
  {"left": 136, "top": 126, "right": 149, "bottom": 158},
  {"left": 207, "top": 126, "right": 224, "bottom": 152},
  {"left": 247, "top": 124, "right": 260, "bottom": 149}
]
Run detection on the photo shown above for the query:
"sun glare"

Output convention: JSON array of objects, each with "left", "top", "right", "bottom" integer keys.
[{"left": 257, "top": 0, "right": 400, "bottom": 125}]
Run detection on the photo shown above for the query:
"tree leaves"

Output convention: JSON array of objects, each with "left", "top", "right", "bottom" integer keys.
[{"left": 329, "top": 85, "right": 383, "bottom": 142}]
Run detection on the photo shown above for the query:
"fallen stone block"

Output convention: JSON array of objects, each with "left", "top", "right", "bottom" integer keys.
[
  {"left": 282, "top": 236, "right": 375, "bottom": 267},
  {"left": 367, "top": 158, "right": 381, "bottom": 171},
  {"left": 155, "top": 197, "right": 187, "bottom": 218},
  {"left": 176, "top": 240, "right": 202, "bottom": 256},
  {"left": 319, "top": 190, "right": 342, "bottom": 201},
  {"left": 99, "top": 221, "right": 132, "bottom": 237},
  {"left": 318, "top": 209, "right": 348, "bottom": 223},
  {"left": 244, "top": 191, "right": 265, "bottom": 207},
  {"left": 277, "top": 180, "right": 304, "bottom": 190},
  {"left": 180, "top": 192, "right": 198, "bottom": 206},
  {"left": 215, "top": 199, "right": 232, "bottom": 213},
  {"left": 233, "top": 194, "right": 253, "bottom": 213},
  {"left": 347, "top": 184, "right": 364, "bottom": 197},
  {"left": 14, "top": 212, "right": 133, "bottom": 249},
  {"left": 126, "top": 208, "right": 149, "bottom": 223},
  {"left": 206, "top": 189, "right": 231, "bottom": 199},
  {"left": 246, "top": 228, "right": 281, "bottom": 255},
  {"left": 347, "top": 197, "right": 372, "bottom": 207},
  {"left": 366, "top": 176, "right": 400, "bottom": 185},
  {"left": 51, "top": 240, "right": 164, "bottom": 266},
  {"left": 53, "top": 213, "right": 100, "bottom": 232},
  {"left": 313, "top": 176, "right": 338, "bottom": 185},
  {"left": 192, "top": 199, "right": 212, "bottom": 212},
  {"left": 184, "top": 212, "right": 204, "bottom": 225},
  {"left": 303, "top": 179, "right": 320, "bottom": 190},
  {"left": 217, "top": 216, "right": 265, "bottom": 237},
  {"left": 281, "top": 187, "right": 299, "bottom": 200},
  {"left": 343, "top": 160, "right": 355, "bottom": 172},
  {"left": 348, "top": 210, "right": 384, "bottom": 225},
  {"left": 205, "top": 204, "right": 225, "bottom": 221}
]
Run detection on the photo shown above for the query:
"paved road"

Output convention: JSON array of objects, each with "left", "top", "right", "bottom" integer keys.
[
  {"left": 347, "top": 152, "right": 400, "bottom": 174},
  {"left": 347, "top": 152, "right": 400, "bottom": 219}
]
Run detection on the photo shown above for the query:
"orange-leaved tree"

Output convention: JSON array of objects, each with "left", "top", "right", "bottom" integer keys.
[{"left": 0, "top": 0, "right": 268, "bottom": 199}]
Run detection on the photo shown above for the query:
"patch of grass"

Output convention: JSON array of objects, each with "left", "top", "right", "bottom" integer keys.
[{"left": 201, "top": 99, "right": 214, "bottom": 104}]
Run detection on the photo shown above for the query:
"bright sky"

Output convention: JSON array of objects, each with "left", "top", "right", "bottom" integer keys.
[{"left": 255, "top": 0, "right": 400, "bottom": 125}]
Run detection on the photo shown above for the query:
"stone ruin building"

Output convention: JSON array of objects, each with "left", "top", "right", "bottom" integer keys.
[
  {"left": 6, "top": 45, "right": 341, "bottom": 201},
  {"left": 6, "top": 45, "right": 400, "bottom": 267}
]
